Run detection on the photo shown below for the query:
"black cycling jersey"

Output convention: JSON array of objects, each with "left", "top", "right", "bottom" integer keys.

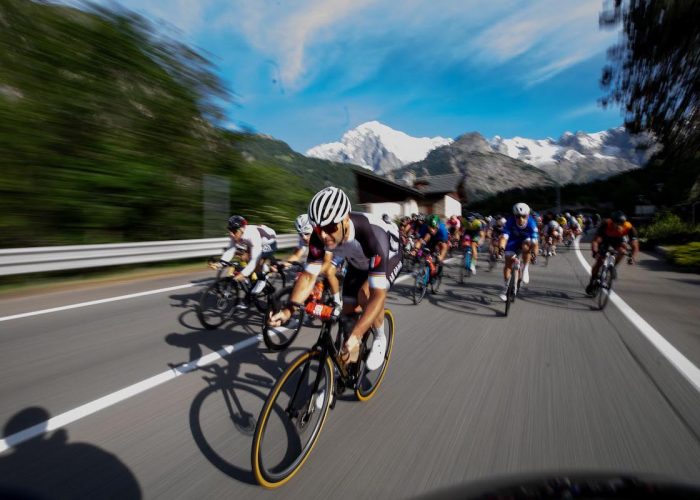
[{"left": 306, "top": 212, "right": 402, "bottom": 300}]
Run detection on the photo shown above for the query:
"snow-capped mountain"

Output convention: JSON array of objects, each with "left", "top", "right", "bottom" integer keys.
[
  {"left": 489, "top": 128, "right": 659, "bottom": 183},
  {"left": 307, "top": 121, "right": 658, "bottom": 184},
  {"left": 306, "top": 121, "right": 453, "bottom": 174}
]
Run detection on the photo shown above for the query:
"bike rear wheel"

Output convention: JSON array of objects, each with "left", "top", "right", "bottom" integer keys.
[
  {"left": 262, "top": 286, "right": 305, "bottom": 351},
  {"left": 197, "top": 278, "right": 239, "bottom": 329},
  {"left": 252, "top": 351, "right": 334, "bottom": 488},
  {"left": 356, "top": 310, "right": 395, "bottom": 401}
]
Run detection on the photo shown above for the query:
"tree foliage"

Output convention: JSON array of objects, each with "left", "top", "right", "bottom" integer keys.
[
  {"left": 600, "top": 0, "right": 700, "bottom": 157},
  {"left": 0, "top": 0, "right": 338, "bottom": 248}
]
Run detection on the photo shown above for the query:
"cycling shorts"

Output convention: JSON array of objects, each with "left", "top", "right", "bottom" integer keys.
[
  {"left": 505, "top": 237, "right": 534, "bottom": 255},
  {"left": 342, "top": 257, "right": 402, "bottom": 305}
]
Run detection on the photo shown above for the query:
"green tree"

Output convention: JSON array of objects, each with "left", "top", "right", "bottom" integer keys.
[{"left": 600, "top": 0, "right": 700, "bottom": 158}]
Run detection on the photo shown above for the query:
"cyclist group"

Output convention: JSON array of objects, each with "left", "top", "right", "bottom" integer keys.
[{"left": 213, "top": 186, "right": 639, "bottom": 369}]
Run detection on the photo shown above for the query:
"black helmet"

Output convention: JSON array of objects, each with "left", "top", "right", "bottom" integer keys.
[
  {"left": 227, "top": 215, "right": 247, "bottom": 231},
  {"left": 611, "top": 211, "right": 626, "bottom": 224}
]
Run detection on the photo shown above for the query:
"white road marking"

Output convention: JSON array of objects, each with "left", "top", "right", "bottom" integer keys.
[
  {"left": 0, "top": 334, "right": 262, "bottom": 453},
  {"left": 0, "top": 283, "right": 197, "bottom": 322},
  {"left": 574, "top": 237, "right": 700, "bottom": 393},
  {"left": 0, "top": 260, "right": 447, "bottom": 452}
]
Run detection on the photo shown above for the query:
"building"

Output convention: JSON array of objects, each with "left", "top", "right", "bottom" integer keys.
[{"left": 352, "top": 168, "right": 465, "bottom": 219}]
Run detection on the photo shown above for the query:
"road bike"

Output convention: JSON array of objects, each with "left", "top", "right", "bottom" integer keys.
[
  {"left": 251, "top": 303, "right": 395, "bottom": 488},
  {"left": 196, "top": 259, "right": 286, "bottom": 329},
  {"left": 504, "top": 253, "right": 522, "bottom": 317},
  {"left": 411, "top": 248, "right": 441, "bottom": 304}
]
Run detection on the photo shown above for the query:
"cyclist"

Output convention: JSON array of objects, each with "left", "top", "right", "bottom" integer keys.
[
  {"left": 585, "top": 211, "right": 639, "bottom": 295},
  {"left": 415, "top": 214, "right": 450, "bottom": 272},
  {"left": 285, "top": 213, "right": 343, "bottom": 306},
  {"left": 543, "top": 220, "right": 561, "bottom": 256},
  {"left": 268, "top": 187, "right": 402, "bottom": 371},
  {"left": 489, "top": 216, "right": 506, "bottom": 261},
  {"left": 462, "top": 214, "right": 484, "bottom": 274},
  {"left": 498, "top": 203, "right": 539, "bottom": 301},
  {"left": 217, "top": 215, "right": 278, "bottom": 294}
]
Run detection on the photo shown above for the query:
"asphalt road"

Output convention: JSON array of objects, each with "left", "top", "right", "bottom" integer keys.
[{"left": 1, "top": 241, "right": 699, "bottom": 499}]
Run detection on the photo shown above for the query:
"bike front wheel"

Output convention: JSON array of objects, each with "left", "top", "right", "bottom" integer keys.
[
  {"left": 412, "top": 263, "right": 429, "bottom": 304},
  {"left": 356, "top": 309, "right": 395, "bottom": 401},
  {"left": 197, "top": 278, "right": 239, "bottom": 329},
  {"left": 252, "top": 351, "right": 334, "bottom": 488},
  {"left": 598, "top": 266, "right": 613, "bottom": 310}
]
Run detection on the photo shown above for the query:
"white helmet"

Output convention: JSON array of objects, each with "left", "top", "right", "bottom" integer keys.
[
  {"left": 548, "top": 220, "right": 559, "bottom": 228},
  {"left": 295, "top": 213, "right": 313, "bottom": 235},
  {"left": 498, "top": 217, "right": 506, "bottom": 226},
  {"left": 308, "top": 187, "right": 351, "bottom": 226},
  {"left": 513, "top": 203, "right": 530, "bottom": 216}
]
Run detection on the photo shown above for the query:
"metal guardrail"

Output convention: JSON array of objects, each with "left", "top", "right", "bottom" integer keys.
[{"left": 0, "top": 234, "right": 298, "bottom": 276}]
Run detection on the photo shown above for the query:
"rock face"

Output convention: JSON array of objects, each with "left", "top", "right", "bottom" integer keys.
[
  {"left": 306, "top": 121, "right": 452, "bottom": 174},
  {"left": 394, "top": 132, "right": 555, "bottom": 203}
]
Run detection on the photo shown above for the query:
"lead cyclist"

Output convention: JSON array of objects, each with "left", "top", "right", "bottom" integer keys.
[{"left": 268, "top": 187, "right": 402, "bottom": 371}]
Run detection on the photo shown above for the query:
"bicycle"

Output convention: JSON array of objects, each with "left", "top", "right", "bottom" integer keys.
[
  {"left": 411, "top": 248, "right": 441, "bottom": 304},
  {"left": 459, "top": 235, "right": 473, "bottom": 283},
  {"left": 589, "top": 249, "right": 618, "bottom": 311},
  {"left": 196, "top": 259, "right": 286, "bottom": 329},
  {"left": 251, "top": 303, "right": 395, "bottom": 488},
  {"left": 504, "top": 253, "right": 522, "bottom": 317}
]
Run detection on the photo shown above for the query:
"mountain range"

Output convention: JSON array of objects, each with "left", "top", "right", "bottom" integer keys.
[{"left": 306, "top": 121, "right": 659, "bottom": 185}]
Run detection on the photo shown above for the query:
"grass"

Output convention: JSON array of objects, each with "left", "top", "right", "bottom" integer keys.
[
  {"left": 666, "top": 242, "right": 700, "bottom": 272},
  {"left": 639, "top": 213, "right": 700, "bottom": 246}
]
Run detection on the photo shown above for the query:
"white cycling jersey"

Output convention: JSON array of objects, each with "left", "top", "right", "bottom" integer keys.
[{"left": 222, "top": 225, "right": 277, "bottom": 277}]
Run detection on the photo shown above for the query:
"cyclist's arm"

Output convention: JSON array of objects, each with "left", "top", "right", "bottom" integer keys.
[
  {"left": 321, "top": 252, "right": 341, "bottom": 297},
  {"left": 287, "top": 246, "right": 306, "bottom": 263},
  {"left": 591, "top": 235, "right": 603, "bottom": 256},
  {"left": 239, "top": 228, "right": 262, "bottom": 277},
  {"left": 220, "top": 239, "right": 236, "bottom": 263}
]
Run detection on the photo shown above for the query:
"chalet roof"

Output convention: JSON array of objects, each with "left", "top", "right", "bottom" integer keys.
[{"left": 413, "top": 173, "right": 465, "bottom": 194}]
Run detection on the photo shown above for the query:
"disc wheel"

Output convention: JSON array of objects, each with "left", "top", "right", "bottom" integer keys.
[
  {"left": 252, "top": 351, "right": 334, "bottom": 488},
  {"left": 197, "top": 278, "right": 239, "bottom": 329},
  {"left": 262, "top": 286, "right": 305, "bottom": 351}
]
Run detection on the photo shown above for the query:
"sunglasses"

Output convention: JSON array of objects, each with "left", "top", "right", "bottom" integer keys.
[
  {"left": 319, "top": 221, "right": 340, "bottom": 234},
  {"left": 516, "top": 214, "right": 528, "bottom": 219}
]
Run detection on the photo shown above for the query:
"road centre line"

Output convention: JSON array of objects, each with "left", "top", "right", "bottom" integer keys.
[
  {"left": 0, "top": 283, "right": 197, "bottom": 322},
  {"left": 0, "top": 268, "right": 416, "bottom": 452},
  {"left": 573, "top": 237, "right": 700, "bottom": 393}
]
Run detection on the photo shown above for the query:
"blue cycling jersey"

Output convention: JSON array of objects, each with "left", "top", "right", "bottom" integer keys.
[
  {"left": 418, "top": 223, "right": 449, "bottom": 243},
  {"left": 503, "top": 215, "right": 538, "bottom": 242}
]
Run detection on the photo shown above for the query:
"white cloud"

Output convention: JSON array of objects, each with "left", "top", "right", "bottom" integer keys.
[
  {"left": 472, "top": 1, "right": 618, "bottom": 83},
  {"left": 86, "top": 0, "right": 619, "bottom": 90}
]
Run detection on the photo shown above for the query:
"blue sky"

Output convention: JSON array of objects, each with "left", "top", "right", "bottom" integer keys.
[{"left": 99, "top": 0, "right": 623, "bottom": 152}]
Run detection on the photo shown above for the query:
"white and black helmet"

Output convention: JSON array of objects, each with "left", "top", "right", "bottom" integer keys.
[
  {"left": 294, "top": 213, "right": 313, "bottom": 235},
  {"left": 513, "top": 203, "right": 531, "bottom": 216},
  {"left": 308, "top": 187, "right": 351, "bottom": 226}
]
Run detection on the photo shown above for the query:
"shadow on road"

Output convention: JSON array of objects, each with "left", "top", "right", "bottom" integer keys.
[
  {"left": 0, "top": 407, "right": 142, "bottom": 499},
  {"left": 518, "top": 285, "right": 598, "bottom": 312},
  {"left": 187, "top": 346, "right": 308, "bottom": 484}
]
